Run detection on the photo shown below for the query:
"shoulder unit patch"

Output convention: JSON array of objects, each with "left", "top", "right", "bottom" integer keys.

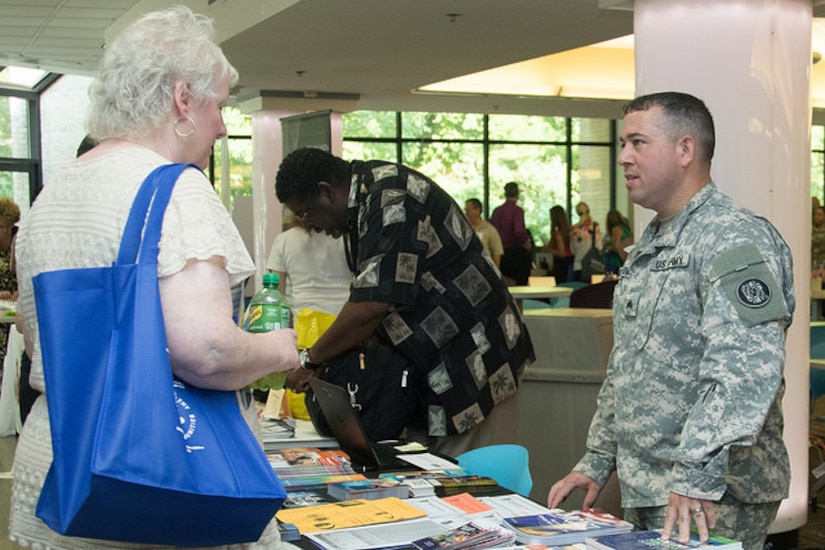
[
  {"left": 710, "top": 244, "right": 787, "bottom": 327},
  {"left": 736, "top": 278, "right": 771, "bottom": 308}
]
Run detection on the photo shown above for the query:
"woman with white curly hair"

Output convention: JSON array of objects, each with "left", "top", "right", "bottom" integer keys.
[{"left": 10, "top": 6, "right": 299, "bottom": 548}]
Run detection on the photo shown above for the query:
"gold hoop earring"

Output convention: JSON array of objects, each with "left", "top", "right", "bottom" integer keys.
[{"left": 174, "top": 116, "right": 195, "bottom": 138}]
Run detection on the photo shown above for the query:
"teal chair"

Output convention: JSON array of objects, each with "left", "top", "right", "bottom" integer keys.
[
  {"left": 809, "top": 324, "right": 825, "bottom": 509},
  {"left": 811, "top": 362, "right": 825, "bottom": 510},
  {"left": 548, "top": 296, "right": 570, "bottom": 308},
  {"left": 810, "top": 323, "right": 825, "bottom": 415},
  {"left": 521, "top": 298, "right": 553, "bottom": 310},
  {"left": 548, "top": 281, "right": 587, "bottom": 307},
  {"left": 455, "top": 444, "right": 533, "bottom": 497},
  {"left": 812, "top": 322, "right": 825, "bottom": 359},
  {"left": 812, "top": 364, "right": 825, "bottom": 413},
  {"left": 557, "top": 281, "right": 588, "bottom": 291}
]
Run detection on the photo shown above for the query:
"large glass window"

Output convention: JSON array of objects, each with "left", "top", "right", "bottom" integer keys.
[
  {"left": 343, "top": 111, "right": 617, "bottom": 247},
  {"left": 571, "top": 117, "right": 611, "bottom": 142},
  {"left": 402, "top": 141, "right": 484, "bottom": 205},
  {"left": 488, "top": 114, "right": 566, "bottom": 142},
  {"left": 402, "top": 112, "right": 484, "bottom": 140},
  {"left": 10, "top": 75, "right": 825, "bottom": 243},
  {"left": 343, "top": 141, "right": 397, "bottom": 163},
  {"left": 0, "top": 96, "right": 29, "bottom": 158},
  {"left": 573, "top": 144, "right": 612, "bottom": 231},
  {"left": 488, "top": 143, "right": 567, "bottom": 246},
  {"left": 213, "top": 106, "right": 253, "bottom": 208},
  {"left": 0, "top": 91, "right": 39, "bottom": 210},
  {"left": 1, "top": 67, "right": 60, "bottom": 210},
  {"left": 0, "top": 171, "right": 28, "bottom": 202},
  {"left": 343, "top": 110, "right": 397, "bottom": 138},
  {"left": 343, "top": 110, "right": 399, "bottom": 162}
]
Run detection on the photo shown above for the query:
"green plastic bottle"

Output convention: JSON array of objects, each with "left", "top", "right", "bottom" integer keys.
[{"left": 243, "top": 273, "right": 292, "bottom": 391}]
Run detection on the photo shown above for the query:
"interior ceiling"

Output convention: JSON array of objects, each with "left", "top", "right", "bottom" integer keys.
[
  {"left": 2, "top": 0, "right": 825, "bottom": 118},
  {"left": 218, "top": 0, "right": 634, "bottom": 116}
]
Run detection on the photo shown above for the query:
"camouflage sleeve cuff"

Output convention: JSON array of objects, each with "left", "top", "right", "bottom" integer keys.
[
  {"left": 670, "top": 461, "right": 727, "bottom": 501},
  {"left": 574, "top": 451, "right": 615, "bottom": 487}
]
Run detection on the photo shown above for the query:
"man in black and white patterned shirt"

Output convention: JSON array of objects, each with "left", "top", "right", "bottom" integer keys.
[{"left": 276, "top": 148, "right": 535, "bottom": 456}]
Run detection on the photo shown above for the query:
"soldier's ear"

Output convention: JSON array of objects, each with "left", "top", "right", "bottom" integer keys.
[{"left": 676, "top": 135, "right": 696, "bottom": 168}]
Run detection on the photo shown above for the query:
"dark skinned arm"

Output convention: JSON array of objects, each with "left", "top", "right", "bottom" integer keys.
[
  {"left": 287, "top": 300, "right": 390, "bottom": 392},
  {"left": 309, "top": 300, "right": 390, "bottom": 363}
]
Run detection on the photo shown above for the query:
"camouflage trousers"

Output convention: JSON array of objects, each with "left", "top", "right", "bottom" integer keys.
[{"left": 623, "top": 493, "right": 781, "bottom": 550}]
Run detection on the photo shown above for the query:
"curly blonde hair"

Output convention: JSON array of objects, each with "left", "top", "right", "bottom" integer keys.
[
  {"left": 0, "top": 198, "right": 20, "bottom": 228},
  {"left": 87, "top": 5, "right": 238, "bottom": 140}
]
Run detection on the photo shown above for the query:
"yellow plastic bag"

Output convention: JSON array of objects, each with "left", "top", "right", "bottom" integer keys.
[
  {"left": 287, "top": 308, "right": 338, "bottom": 420},
  {"left": 295, "top": 308, "right": 338, "bottom": 350}
]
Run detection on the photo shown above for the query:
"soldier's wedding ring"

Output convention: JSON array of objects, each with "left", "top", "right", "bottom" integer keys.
[{"left": 692, "top": 506, "right": 704, "bottom": 516}]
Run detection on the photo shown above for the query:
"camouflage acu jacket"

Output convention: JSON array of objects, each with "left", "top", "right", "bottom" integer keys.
[{"left": 574, "top": 182, "right": 794, "bottom": 507}]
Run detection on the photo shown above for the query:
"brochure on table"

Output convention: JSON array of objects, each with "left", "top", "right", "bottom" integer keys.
[{"left": 298, "top": 493, "right": 585, "bottom": 550}]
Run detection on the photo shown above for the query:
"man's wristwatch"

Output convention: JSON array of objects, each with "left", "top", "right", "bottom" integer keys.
[{"left": 299, "top": 348, "right": 321, "bottom": 370}]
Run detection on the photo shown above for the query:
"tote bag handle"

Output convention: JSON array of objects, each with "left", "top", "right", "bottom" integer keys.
[{"left": 116, "top": 163, "right": 200, "bottom": 266}]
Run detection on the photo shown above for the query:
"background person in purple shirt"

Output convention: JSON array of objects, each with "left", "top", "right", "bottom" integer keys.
[{"left": 490, "top": 182, "right": 532, "bottom": 285}]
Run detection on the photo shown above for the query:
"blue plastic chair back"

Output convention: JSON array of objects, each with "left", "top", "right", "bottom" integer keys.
[
  {"left": 810, "top": 324, "right": 825, "bottom": 416},
  {"left": 522, "top": 299, "right": 553, "bottom": 310},
  {"left": 549, "top": 296, "right": 570, "bottom": 308},
  {"left": 557, "top": 281, "right": 588, "bottom": 291},
  {"left": 455, "top": 444, "right": 533, "bottom": 497},
  {"left": 544, "top": 281, "right": 585, "bottom": 307},
  {"left": 812, "top": 323, "right": 825, "bottom": 359},
  {"left": 813, "top": 364, "right": 825, "bottom": 402}
]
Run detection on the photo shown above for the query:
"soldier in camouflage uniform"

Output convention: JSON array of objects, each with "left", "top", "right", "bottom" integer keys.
[{"left": 548, "top": 92, "right": 794, "bottom": 549}]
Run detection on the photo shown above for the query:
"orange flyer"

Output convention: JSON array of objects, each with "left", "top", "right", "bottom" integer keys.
[
  {"left": 275, "top": 497, "right": 427, "bottom": 534},
  {"left": 440, "top": 492, "right": 494, "bottom": 514}
]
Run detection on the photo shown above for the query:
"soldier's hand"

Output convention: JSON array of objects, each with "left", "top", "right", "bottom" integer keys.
[
  {"left": 547, "top": 472, "right": 601, "bottom": 509},
  {"left": 661, "top": 492, "right": 716, "bottom": 544}
]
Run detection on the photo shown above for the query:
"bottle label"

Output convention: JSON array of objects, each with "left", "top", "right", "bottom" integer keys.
[
  {"left": 242, "top": 296, "right": 291, "bottom": 392},
  {"left": 245, "top": 304, "right": 290, "bottom": 333}
]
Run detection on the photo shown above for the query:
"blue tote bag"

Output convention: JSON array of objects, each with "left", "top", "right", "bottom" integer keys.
[{"left": 34, "top": 164, "right": 286, "bottom": 546}]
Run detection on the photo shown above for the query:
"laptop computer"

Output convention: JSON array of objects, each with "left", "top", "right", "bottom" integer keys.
[{"left": 309, "top": 377, "right": 425, "bottom": 472}]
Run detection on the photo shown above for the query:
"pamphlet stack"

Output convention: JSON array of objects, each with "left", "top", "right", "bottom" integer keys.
[
  {"left": 411, "top": 521, "right": 517, "bottom": 549},
  {"left": 266, "top": 447, "right": 366, "bottom": 491},
  {"left": 379, "top": 470, "right": 499, "bottom": 496},
  {"left": 502, "top": 508, "right": 632, "bottom": 545},
  {"left": 327, "top": 479, "right": 410, "bottom": 501}
]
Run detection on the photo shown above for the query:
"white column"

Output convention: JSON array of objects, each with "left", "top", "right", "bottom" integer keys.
[
  {"left": 242, "top": 106, "right": 344, "bottom": 292},
  {"left": 633, "top": 0, "right": 812, "bottom": 533},
  {"left": 249, "top": 110, "right": 291, "bottom": 291}
]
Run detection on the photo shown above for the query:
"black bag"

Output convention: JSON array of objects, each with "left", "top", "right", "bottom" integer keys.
[
  {"left": 580, "top": 246, "right": 606, "bottom": 282},
  {"left": 306, "top": 336, "right": 425, "bottom": 441},
  {"left": 579, "top": 223, "right": 606, "bottom": 282}
]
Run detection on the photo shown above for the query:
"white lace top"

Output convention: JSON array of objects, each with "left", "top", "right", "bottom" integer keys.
[{"left": 9, "top": 148, "right": 295, "bottom": 549}]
